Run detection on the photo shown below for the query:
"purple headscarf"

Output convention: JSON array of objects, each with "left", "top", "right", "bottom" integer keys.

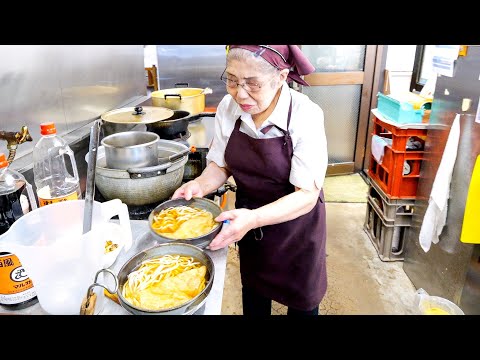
[{"left": 228, "top": 45, "right": 315, "bottom": 86}]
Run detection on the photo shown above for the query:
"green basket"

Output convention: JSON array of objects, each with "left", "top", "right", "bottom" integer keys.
[{"left": 377, "top": 93, "right": 424, "bottom": 124}]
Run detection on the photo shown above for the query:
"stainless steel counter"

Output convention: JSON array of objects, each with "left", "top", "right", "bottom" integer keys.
[{"left": 0, "top": 220, "right": 227, "bottom": 315}]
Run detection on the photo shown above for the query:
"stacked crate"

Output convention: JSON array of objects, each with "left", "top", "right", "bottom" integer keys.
[{"left": 364, "top": 109, "right": 429, "bottom": 261}]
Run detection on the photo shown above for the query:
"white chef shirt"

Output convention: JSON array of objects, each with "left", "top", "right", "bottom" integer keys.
[{"left": 206, "top": 82, "right": 328, "bottom": 191}]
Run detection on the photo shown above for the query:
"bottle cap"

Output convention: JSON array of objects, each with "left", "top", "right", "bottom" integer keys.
[
  {"left": 0, "top": 153, "right": 7, "bottom": 168},
  {"left": 40, "top": 122, "right": 57, "bottom": 135}
]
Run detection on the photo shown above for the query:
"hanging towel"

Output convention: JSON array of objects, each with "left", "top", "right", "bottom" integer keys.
[
  {"left": 371, "top": 135, "right": 390, "bottom": 164},
  {"left": 419, "top": 114, "right": 461, "bottom": 252}
]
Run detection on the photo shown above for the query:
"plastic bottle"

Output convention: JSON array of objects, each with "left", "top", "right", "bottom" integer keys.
[
  {"left": 0, "top": 153, "right": 38, "bottom": 309},
  {"left": 33, "top": 122, "right": 82, "bottom": 207}
]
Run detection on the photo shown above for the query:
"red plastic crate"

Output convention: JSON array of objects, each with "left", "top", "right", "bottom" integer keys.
[
  {"left": 369, "top": 113, "right": 428, "bottom": 199},
  {"left": 372, "top": 114, "right": 428, "bottom": 152},
  {"left": 368, "top": 147, "right": 423, "bottom": 199}
]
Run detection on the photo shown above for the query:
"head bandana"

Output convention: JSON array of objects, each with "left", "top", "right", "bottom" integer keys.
[{"left": 227, "top": 45, "right": 315, "bottom": 86}]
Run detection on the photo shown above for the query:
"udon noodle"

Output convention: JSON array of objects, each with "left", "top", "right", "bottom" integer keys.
[
  {"left": 122, "top": 254, "right": 207, "bottom": 311},
  {"left": 151, "top": 205, "right": 217, "bottom": 239}
]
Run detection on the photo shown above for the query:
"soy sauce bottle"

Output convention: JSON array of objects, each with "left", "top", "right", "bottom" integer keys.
[{"left": 0, "top": 153, "right": 38, "bottom": 310}]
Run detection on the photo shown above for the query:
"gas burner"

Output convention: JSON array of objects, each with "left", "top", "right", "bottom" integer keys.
[{"left": 126, "top": 201, "right": 160, "bottom": 220}]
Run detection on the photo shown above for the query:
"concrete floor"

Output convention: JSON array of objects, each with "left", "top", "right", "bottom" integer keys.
[{"left": 220, "top": 179, "right": 419, "bottom": 315}]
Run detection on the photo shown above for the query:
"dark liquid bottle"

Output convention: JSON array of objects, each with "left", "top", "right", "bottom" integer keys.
[{"left": 0, "top": 154, "right": 38, "bottom": 310}]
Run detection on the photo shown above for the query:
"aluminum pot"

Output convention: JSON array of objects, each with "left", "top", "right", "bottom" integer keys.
[
  {"left": 115, "top": 243, "right": 215, "bottom": 315},
  {"left": 151, "top": 84, "right": 212, "bottom": 115},
  {"left": 101, "top": 131, "right": 159, "bottom": 170},
  {"left": 85, "top": 140, "right": 189, "bottom": 206},
  {"left": 148, "top": 197, "right": 223, "bottom": 249}
]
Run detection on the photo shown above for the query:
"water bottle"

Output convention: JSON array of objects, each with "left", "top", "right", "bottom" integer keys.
[
  {"left": 33, "top": 122, "right": 82, "bottom": 207},
  {"left": 0, "top": 153, "right": 38, "bottom": 309}
]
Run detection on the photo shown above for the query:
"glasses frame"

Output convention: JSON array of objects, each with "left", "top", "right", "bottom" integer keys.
[{"left": 220, "top": 68, "right": 278, "bottom": 93}]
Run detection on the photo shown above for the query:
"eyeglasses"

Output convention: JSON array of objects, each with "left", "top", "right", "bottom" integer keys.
[{"left": 220, "top": 68, "right": 277, "bottom": 93}]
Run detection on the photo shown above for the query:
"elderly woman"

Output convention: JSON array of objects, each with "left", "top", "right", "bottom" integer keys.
[{"left": 172, "top": 45, "right": 328, "bottom": 316}]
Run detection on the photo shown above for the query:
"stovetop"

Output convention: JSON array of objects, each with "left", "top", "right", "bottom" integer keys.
[{"left": 93, "top": 188, "right": 161, "bottom": 220}]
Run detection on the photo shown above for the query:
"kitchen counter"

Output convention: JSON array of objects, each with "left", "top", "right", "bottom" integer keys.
[{"left": 0, "top": 220, "right": 227, "bottom": 316}]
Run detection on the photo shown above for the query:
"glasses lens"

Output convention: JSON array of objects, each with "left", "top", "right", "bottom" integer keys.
[
  {"left": 220, "top": 73, "right": 261, "bottom": 92},
  {"left": 245, "top": 82, "right": 260, "bottom": 92},
  {"left": 221, "top": 76, "right": 235, "bottom": 88}
]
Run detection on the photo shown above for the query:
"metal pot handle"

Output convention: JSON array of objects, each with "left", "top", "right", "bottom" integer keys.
[
  {"left": 164, "top": 94, "right": 182, "bottom": 101},
  {"left": 175, "top": 82, "right": 189, "bottom": 88},
  {"left": 127, "top": 162, "right": 174, "bottom": 179}
]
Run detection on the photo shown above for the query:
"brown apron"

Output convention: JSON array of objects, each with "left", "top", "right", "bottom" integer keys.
[{"left": 224, "top": 97, "right": 327, "bottom": 310}]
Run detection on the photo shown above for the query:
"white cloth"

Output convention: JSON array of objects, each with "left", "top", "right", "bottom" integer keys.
[
  {"left": 419, "top": 114, "right": 461, "bottom": 252},
  {"left": 206, "top": 82, "right": 328, "bottom": 191},
  {"left": 371, "top": 135, "right": 389, "bottom": 164}
]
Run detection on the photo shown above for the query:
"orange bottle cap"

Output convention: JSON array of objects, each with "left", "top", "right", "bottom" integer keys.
[
  {"left": 40, "top": 122, "right": 56, "bottom": 135},
  {"left": 0, "top": 153, "right": 7, "bottom": 168}
]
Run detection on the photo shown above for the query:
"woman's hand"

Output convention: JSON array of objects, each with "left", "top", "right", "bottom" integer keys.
[
  {"left": 207, "top": 208, "right": 258, "bottom": 251},
  {"left": 171, "top": 180, "right": 204, "bottom": 200}
]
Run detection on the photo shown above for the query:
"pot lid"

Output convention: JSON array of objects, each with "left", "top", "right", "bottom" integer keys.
[{"left": 101, "top": 106, "right": 174, "bottom": 124}]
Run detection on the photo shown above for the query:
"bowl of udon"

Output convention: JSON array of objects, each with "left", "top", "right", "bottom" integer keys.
[
  {"left": 116, "top": 242, "right": 215, "bottom": 315},
  {"left": 148, "top": 197, "right": 223, "bottom": 249}
]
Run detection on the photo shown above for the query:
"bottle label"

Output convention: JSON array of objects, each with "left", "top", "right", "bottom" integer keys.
[
  {"left": 0, "top": 253, "right": 37, "bottom": 305},
  {"left": 38, "top": 191, "right": 79, "bottom": 207}
]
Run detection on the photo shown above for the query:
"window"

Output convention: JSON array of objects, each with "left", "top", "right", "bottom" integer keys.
[{"left": 410, "top": 45, "right": 436, "bottom": 92}]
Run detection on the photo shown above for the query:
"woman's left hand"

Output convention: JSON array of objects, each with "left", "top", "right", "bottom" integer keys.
[{"left": 207, "top": 209, "right": 257, "bottom": 251}]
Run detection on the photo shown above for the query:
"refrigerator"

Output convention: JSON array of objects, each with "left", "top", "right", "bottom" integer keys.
[{"left": 403, "top": 45, "right": 480, "bottom": 315}]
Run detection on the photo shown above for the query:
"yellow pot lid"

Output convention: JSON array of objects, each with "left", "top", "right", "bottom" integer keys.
[{"left": 101, "top": 106, "right": 174, "bottom": 124}]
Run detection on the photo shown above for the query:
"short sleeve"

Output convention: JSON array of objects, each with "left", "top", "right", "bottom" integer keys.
[
  {"left": 289, "top": 102, "right": 328, "bottom": 191},
  {"left": 206, "top": 96, "right": 230, "bottom": 168}
]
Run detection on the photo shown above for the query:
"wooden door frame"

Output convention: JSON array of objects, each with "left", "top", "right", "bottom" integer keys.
[{"left": 301, "top": 45, "right": 385, "bottom": 176}]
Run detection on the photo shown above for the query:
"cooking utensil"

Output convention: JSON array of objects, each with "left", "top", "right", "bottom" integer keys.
[
  {"left": 157, "top": 147, "right": 191, "bottom": 165},
  {"left": 115, "top": 242, "right": 215, "bottom": 315},
  {"left": 148, "top": 197, "right": 223, "bottom": 249},
  {"left": 146, "top": 110, "right": 191, "bottom": 138},
  {"left": 101, "top": 106, "right": 175, "bottom": 137},
  {"left": 101, "top": 131, "right": 160, "bottom": 170},
  {"left": 80, "top": 268, "right": 118, "bottom": 315},
  {"left": 83, "top": 120, "right": 101, "bottom": 234},
  {"left": 146, "top": 110, "right": 216, "bottom": 139},
  {"left": 85, "top": 141, "right": 189, "bottom": 206},
  {"left": 151, "top": 84, "right": 212, "bottom": 115},
  {"left": 101, "top": 106, "right": 174, "bottom": 124}
]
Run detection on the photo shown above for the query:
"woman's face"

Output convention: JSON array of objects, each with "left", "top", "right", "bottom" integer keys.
[{"left": 224, "top": 59, "right": 286, "bottom": 115}]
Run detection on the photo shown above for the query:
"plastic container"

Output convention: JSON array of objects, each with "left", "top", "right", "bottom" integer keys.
[
  {"left": 415, "top": 289, "right": 464, "bottom": 315},
  {"left": 0, "top": 153, "right": 39, "bottom": 309},
  {"left": 0, "top": 199, "right": 132, "bottom": 314},
  {"left": 377, "top": 92, "right": 424, "bottom": 124},
  {"left": 33, "top": 122, "right": 82, "bottom": 207}
]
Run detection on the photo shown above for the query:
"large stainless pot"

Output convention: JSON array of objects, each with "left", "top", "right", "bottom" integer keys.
[
  {"left": 101, "top": 131, "right": 159, "bottom": 170},
  {"left": 85, "top": 140, "right": 189, "bottom": 206},
  {"left": 151, "top": 84, "right": 212, "bottom": 115},
  {"left": 115, "top": 243, "right": 215, "bottom": 315}
]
